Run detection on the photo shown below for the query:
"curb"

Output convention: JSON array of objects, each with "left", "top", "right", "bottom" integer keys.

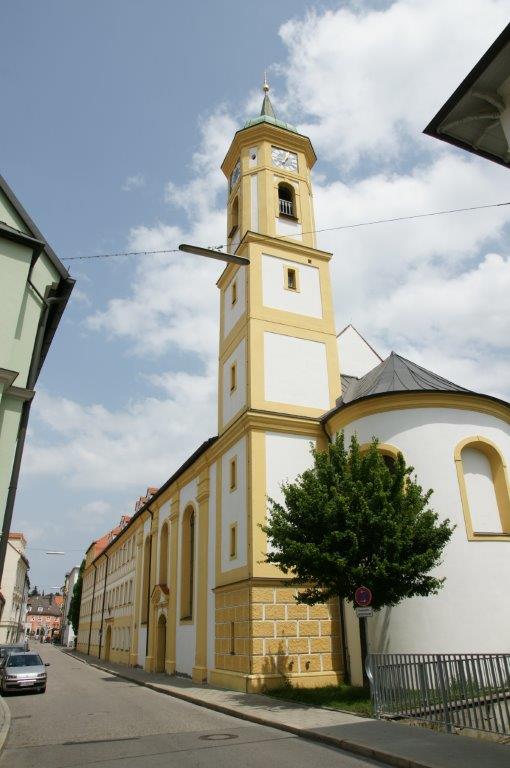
[
  {"left": 68, "top": 652, "right": 431, "bottom": 768},
  {"left": 0, "top": 695, "right": 11, "bottom": 755}
]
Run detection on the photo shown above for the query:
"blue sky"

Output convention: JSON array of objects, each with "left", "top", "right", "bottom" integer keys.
[{"left": 2, "top": 0, "right": 509, "bottom": 592}]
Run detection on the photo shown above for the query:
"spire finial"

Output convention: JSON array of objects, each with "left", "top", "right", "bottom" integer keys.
[{"left": 260, "top": 72, "right": 276, "bottom": 119}]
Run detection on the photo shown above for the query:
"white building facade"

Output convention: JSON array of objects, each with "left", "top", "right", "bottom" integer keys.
[
  {"left": 0, "top": 532, "right": 29, "bottom": 643},
  {"left": 61, "top": 566, "right": 80, "bottom": 647}
]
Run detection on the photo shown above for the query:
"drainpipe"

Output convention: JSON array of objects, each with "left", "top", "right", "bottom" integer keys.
[
  {"left": 87, "top": 564, "right": 98, "bottom": 655},
  {"left": 0, "top": 291, "right": 66, "bottom": 583},
  {"left": 322, "top": 421, "right": 351, "bottom": 685},
  {"left": 98, "top": 553, "right": 109, "bottom": 659},
  {"left": 145, "top": 507, "right": 153, "bottom": 658}
]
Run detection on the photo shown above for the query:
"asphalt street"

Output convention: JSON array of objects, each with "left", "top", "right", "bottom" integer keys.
[{"left": 0, "top": 642, "right": 385, "bottom": 768}]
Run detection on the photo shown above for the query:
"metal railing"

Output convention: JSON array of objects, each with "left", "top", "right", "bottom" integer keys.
[
  {"left": 367, "top": 653, "right": 510, "bottom": 736},
  {"left": 279, "top": 198, "right": 294, "bottom": 216}
]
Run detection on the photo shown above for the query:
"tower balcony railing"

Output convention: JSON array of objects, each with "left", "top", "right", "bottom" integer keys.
[{"left": 279, "top": 199, "right": 294, "bottom": 217}]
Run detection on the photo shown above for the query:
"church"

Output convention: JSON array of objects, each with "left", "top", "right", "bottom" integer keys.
[{"left": 77, "top": 83, "right": 510, "bottom": 691}]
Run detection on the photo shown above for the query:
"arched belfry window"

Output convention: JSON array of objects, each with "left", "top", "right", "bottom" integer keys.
[
  {"left": 229, "top": 196, "right": 239, "bottom": 238},
  {"left": 180, "top": 506, "right": 196, "bottom": 620},
  {"left": 278, "top": 183, "right": 295, "bottom": 217},
  {"left": 159, "top": 522, "right": 169, "bottom": 586},
  {"left": 455, "top": 437, "right": 510, "bottom": 539}
]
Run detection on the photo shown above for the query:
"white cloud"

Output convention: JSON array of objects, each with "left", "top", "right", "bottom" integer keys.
[
  {"left": 25, "top": 364, "right": 217, "bottom": 490},
  {"left": 87, "top": 110, "right": 235, "bottom": 360},
  {"left": 121, "top": 173, "right": 146, "bottom": 192},
  {"left": 29, "top": 0, "right": 510, "bottom": 503},
  {"left": 279, "top": 0, "right": 508, "bottom": 167}
]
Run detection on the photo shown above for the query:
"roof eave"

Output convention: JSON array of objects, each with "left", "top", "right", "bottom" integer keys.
[
  {"left": 423, "top": 21, "right": 510, "bottom": 166},
  {"left": 322, "top": 388, "right": 510, "bottom": 424}
]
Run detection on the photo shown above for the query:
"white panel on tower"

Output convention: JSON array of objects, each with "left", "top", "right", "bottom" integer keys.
[
  {"left": 262, "top": 254, "right": 322, "bottom": 318},
  {"left": 276, "top": 217, "right": 302, "bottom": 239},
  {"left": 264, "top": 332, "right": 330, "bottom": 409}
]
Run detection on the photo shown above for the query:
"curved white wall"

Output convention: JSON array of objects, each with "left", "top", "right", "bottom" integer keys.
[{"left": 333, "top": 406, "right": 510, "bottom": 654}]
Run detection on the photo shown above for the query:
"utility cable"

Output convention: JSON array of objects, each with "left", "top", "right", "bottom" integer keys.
[{"left": 52, "top": 200, "right": 510, "bottom": 264}]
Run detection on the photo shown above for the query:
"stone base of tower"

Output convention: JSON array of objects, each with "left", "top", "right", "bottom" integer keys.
[
  {"left": 209, "top": 668, "right": 343, "bottom": 694},
  {"left": 212, "top": 580, "right": 344, "bottom": 693}
]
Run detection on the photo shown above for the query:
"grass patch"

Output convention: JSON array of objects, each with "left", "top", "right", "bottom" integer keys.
[{"left": 265, "top": 683, "right": 373, "bottom": 716}]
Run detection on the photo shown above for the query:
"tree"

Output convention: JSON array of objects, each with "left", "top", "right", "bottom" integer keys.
[
  {"left": 262, "top": 433, "right": 454, "bottom": 682},
  {"left": 29, "top": 585, "right": 39, "bottom": 597},
  {"left": 68, "top": 560, "right": 85, "bottom": 638}
]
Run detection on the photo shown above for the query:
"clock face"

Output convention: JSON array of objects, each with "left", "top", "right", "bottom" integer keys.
[
  {"left": 271, "top": 147, "right": 298, "bottom": 172},
  {"left": 230, "top": 159, "right": 241, "bottom": 190}
]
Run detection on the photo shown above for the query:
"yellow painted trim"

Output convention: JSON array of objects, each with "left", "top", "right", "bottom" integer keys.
[
  {"left": 359, "top": 442, "right": 401, "bottom": 461},
  {"left": 326, "top": 392, "right": 510, "bottom": 434},
  {"left": 454, "top": 435, "right": 510, "bottom": 541}
]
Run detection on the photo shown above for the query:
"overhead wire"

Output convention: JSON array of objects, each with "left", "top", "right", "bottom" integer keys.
[{"left": 61, "top": 199, "right": 510, "bottom": 264}]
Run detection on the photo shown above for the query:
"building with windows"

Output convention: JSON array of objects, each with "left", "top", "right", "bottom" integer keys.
[
  {"left": 77, "top": 83, "right": 510, "bottom": 690},
  {"left": 0, "top": 175, "right": 74, "bottom": 584},
  {"left": 26, "top": 594, "right": 62, "bottom": 640},
  {"left": 61, "top": 566, "right": 81, "bottom": 647},
  {"left": 0, "top": 532, "right": 29, "bottom": 643}
]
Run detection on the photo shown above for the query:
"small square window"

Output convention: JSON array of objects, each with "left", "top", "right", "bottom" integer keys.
[
  {"left": 284, "top": 265, "right": 300, "bottom": 292},
  {"left": 229, "top": 458, "right": 237, "bottom": 491},
  {"left": 230, "top": 363, "right": 237, "bottom": 392},
  {"left": 231, "top": 280, "right": 237, "bottom": 306},
  {"left": 229, "top": 524, "right": 237, "bottom": 559}
]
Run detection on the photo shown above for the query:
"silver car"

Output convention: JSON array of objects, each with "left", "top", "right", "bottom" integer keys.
[{"left": 0, "top": 652, "right": 49, "bottom": 694}]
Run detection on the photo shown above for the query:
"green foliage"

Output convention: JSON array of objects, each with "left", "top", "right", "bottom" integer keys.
[
  {"left": 68, "top": 560, "right": 85, "bottom": 635},
  {"left": 262, "top": 433, "right": 454, "bottom": 610}
]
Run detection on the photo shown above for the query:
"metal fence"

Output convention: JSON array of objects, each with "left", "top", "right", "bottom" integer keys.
[{"left": 367, "top": 653, "right": 510, "bottom": 736}]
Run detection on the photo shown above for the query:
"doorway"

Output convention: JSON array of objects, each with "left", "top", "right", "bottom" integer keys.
[{"left": 156, "top": 614, "right": 167, "bottom": 673}]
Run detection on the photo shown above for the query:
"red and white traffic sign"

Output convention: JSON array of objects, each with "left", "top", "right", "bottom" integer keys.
[{"left": 354, "top": 586, "right": 372, "bottom": 607}]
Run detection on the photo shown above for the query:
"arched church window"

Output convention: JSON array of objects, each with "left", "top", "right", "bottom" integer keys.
[
  {"left": 278, "top": 182, "right": 295, "bottom": 217},
  {"left": 180, "top": 507, "right": 195, "bottom": 620},
  {"left": 141, "top": 535, "right": 151, "bottom": 624},
  {"left": 455, "top": 437, "right": 510, "bottom": 538},
  {"left": 159, "top": 522, "right": 169, "bottom": 586}
]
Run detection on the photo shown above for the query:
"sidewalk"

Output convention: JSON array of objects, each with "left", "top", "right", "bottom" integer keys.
[
  {"left": 68, "top": 650, "right": 509, "bottom": 768},
  {"left": 0, "top": 695, "right": 10, "bottom": 754}
]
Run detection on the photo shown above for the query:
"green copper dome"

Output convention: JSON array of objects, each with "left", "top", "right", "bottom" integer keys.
[{"left": 243, "top": 80, "right": 298, "bottom": 134}]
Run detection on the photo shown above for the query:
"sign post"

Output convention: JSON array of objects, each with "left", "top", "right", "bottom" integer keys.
[{"left": 354, "top": 586, "right": 373, "bottom": 688}]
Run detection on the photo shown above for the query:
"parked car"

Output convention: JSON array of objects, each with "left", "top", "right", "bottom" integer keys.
[
  {"left": 0, "top": 652, "right": 49, "bottom": 694},
  {"left": 0, "top": 641, "right": 28, "bottom": 661}
]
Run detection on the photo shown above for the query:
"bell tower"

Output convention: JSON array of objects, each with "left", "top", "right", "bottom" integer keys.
[
  {"left": 217, "top": 81, "right": 341, "bottom": 435},
  {"left": 210, "top": 83, "right": 344, "bottom": 691}
]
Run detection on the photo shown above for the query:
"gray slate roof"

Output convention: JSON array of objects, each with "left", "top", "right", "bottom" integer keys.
[{"left": 339, "top": 352, "right": 471, "bottom": 406}]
